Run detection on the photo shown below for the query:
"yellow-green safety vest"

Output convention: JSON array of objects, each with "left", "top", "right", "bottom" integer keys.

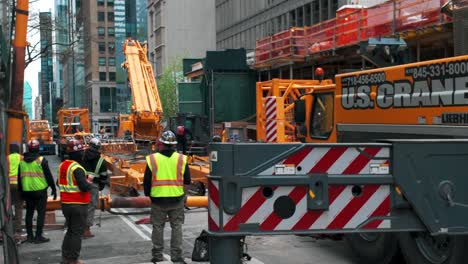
[
  {"left": 19, "top": 157, "right": 48, "bottom": 191},
  {"left": 86, "top": 156, "right": 106, "bottom": 180},
  {"left": 146, "top": 152, "right": 187, "bottom": 198},
  {"left": 8, "top": 153, "right": 22, "bottom": 184}
]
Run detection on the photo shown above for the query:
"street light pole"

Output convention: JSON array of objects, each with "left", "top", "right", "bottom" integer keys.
[{"left": 49, "top": 81, "right": 53, "bottom": 124}]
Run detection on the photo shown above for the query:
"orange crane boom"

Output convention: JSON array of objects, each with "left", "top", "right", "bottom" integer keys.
[{"left": 121, "top": 39, "right": 163, "bottom": 141}]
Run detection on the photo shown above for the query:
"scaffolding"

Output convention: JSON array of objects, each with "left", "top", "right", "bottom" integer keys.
[{"left": 254, "top": 0, "right": 451, "bottom": 68}]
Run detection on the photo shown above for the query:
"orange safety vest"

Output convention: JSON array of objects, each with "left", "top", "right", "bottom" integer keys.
[{"left": 58, "top": 160, "right": 90, "bottom": 204}]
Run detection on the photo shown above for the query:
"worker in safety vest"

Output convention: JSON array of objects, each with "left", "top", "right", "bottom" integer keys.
[
  {"left": 82, "top": 137, "right": 108, "bottom": 238},
  {"left": 59, "top": 139, "right": 92, "bottom": 264},
  {"left": 143, "top": 131, "right": 191, "bottom": 264},
  {"left": 18, "top": 139, "right": 57, "bottom": 243},
  {"left": 8, "top": 142, "right": 23, "bottom": 235}
]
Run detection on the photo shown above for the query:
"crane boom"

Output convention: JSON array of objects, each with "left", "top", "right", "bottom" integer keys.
[{"left": 122, "top": 39, "right": 163, "bottom": 141}]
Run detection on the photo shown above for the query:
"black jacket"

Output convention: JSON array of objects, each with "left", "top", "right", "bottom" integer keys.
[
  {"left": 18, "top": 152, "right": 57, "bottom": 196},
  {"left": 82, "top": 149, "right": 108, "bottom": 190},
  {"left": 143, "top": 149, "right": 191, "bottom": 204},
  {"left": 56, "top": 160, "right": 92, "bottom": 193}
]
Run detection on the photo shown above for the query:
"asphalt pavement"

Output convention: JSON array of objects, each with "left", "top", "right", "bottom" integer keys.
[{"left": 4, "top": 154, "right": 360, "bottom": 264}]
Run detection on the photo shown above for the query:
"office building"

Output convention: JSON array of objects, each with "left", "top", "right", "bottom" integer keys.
[{"left": 147, "top": 0, "right": 216, "bottom": 76}]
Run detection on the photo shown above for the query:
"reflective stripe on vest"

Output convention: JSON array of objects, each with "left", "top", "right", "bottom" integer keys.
[
  {"left": 59, "top": 160, "right": 90, "bottom": 204},
  {"left": 19, "top": 157, "right": 48, "bottom": 191},
  {"left": 8, "top": 153, "right": 22, "bottom": 184},
  {"left": 146, "top": 152, "right": 186, "bottom": 198},
  {"left": 87, "top": 156, "right": 105, "bottom": 179}
]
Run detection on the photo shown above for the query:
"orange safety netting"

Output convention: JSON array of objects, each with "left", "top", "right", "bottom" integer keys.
[{"left": 255, "top": 0, "right": 451, "bottom": 66}]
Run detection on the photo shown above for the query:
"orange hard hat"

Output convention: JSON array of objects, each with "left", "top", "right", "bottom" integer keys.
[{"left": 315, "top": 67, "right": 324, "bottom": 76}]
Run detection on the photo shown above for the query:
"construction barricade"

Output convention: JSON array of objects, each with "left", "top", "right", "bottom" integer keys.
[{"left": 207, "top": 141, "right": 468, "bottom": 263}]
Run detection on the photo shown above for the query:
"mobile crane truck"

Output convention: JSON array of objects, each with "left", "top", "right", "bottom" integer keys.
[{"left": 209, "top": 55, "right": 468, "bottom": 264}]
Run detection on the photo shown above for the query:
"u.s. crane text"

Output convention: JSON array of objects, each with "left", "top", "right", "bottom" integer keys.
[{"left": 340, "top": 59, "right": 468, "bottom": 109}]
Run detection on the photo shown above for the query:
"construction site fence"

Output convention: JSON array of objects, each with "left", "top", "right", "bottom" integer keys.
[{"left": 255, "top": 0, "right": 451, "bottom": 66}]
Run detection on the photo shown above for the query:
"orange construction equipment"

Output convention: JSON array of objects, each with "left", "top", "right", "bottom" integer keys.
[
  {"left": 256, "top": 54, "right": 468, "bottom": 263},
  {"left": 45, "top": 195, "right": 208, "bottom": 211},
  {"left": 258, "top": 55, "right": 468, "bottom": 143},
  {"left": 26, "top": 119, "right": 56, "bottom": 155},
  {"left": 256, "top": 79, "right": 334, "bottom": 142},
  {"left": 121, "top": 39, "right": 163, "bottom": 142},
  {"left": 57, "top": 108, "right": 91, "bottom": 137},
  {"left": 56, "top": 108, "right": 92, "bottom": 158}
]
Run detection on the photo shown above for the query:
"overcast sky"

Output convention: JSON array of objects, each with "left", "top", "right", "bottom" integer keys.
[{"left": 25, "top": 0, "right": 54, "bottom": 99}]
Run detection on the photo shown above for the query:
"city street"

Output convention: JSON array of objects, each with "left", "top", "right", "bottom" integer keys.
[{"left": 13, "top": 155, "right": 359, "bottom": 264}]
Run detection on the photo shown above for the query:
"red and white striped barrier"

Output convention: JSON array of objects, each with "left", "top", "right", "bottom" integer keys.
[
  {"left": 265, "top": 97, "right": 278, "bottom": 142},
  {"left": 208, "top": 146, "right": 391, "bottom": 232}
]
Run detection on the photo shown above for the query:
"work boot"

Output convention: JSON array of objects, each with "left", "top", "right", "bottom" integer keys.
[
  {"left": 34, "top": 235, "right": 50, "bottom": 244},
  {"left": 151, "top": 256, "right": 164, "bottom": 263},
  {"left": 82, "top": 226, "right": 94, "bottom": 239},
  {"left": 25, "top": 232, "right": 35, "bottom": 243}
]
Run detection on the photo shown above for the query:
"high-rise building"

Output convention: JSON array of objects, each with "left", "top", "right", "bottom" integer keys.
[
  {"left": 54, "top": 0, "right": 69, "bottom": 101},
  {"left": 216, "top": 0, "right": 339, "bottom": 50},
  {"left": 39, "top": 11, "right": 54, "bottom": 122},
  {"left": 23, "top": 81, "right": 33, "bottom": 118},
  {"left": 80, "top": 0, "right": 148, "bottom": 133},
  {"left": 115, "top": 0, "right": 147, "bottom": 114},
  {"left": 34, "top": 96, "right": 42, "bottom": 121},
  {"left": 147, "top": 0, "right": 216, "bottom": 77}
]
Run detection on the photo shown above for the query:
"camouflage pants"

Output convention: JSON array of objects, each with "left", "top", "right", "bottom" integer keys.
[{"left": 150, "top": 199, "right": 185, "bottom": 262}]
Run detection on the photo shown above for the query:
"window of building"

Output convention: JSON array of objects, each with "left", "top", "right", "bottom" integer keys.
[
  {"left": 98, "top": 12, "right": 105, "bottom": 22},
  {"left": 312, "top": 0, "right": 320, "bottom": 24},
  {"left": 108, "top": 27, "right": 115, "bottom": 37},
  {"left": 109, "top": 72, "right": 116, "bottom": 81},
  {"left": 99, "top": 72, "right": 107, "bottom": 81},
  {"left": 108, "top": 42, "right": 115, "bottom": 53},
  {"left": 98, "top": 0, "right": 104, "bottom": 6},
  {"left": 98, "top": 27, "right": 105, "bottom": 37},
  {"left": 100, "top": 87, "right": 116, "bottom": 112},
  {"left": 98, "top": 42, "right": 106, "bottom": 53},
  {"left": 99, "top": 57, "right": 106, "bottom": 66},
  {"left": 108, "top": 12, "right": 114, "bottom": 22},
  {"left": 108, "top": 57, "right": 116, "bottom": 66},
  {"left": 107, "top": 0, "right": 114, "bottom": 6},
  {"left": 305, "top": 4, "right": 312, "bottom": 26}
]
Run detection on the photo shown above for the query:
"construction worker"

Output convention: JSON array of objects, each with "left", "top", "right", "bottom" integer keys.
[
  {"left": 144, "top": 131, "right": 191, "bottom": 264},
  {"left": 59, "top": 139, "right": 92, "bottom": 264},
  {"left": 18, "top": 139, "right": 57, "bottom": 243},
  {"left": 8, "top": 142, "right": 23, "bottom": 236},
  {"left": 82, "top": 137, "right": 108, "bottom": 238},
  {"left": 175, "top": 125, "right": 192, "bottom": 154}
]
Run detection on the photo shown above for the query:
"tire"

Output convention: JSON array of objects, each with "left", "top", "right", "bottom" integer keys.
[
  {"left": 345, "top": 233, "right": 401, "bottom": 264},
  {"left": 398, "top": 232, "right": 468, "bottom": 264}
]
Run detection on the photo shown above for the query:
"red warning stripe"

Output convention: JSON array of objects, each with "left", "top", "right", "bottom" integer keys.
[
  {"left": 326, "top": 185, "right": 380, "bottom": 229},
  {"left": 223, "top": 187, "right": 277, "bottom": 231},
  {"left": 342, "top": 147, "right": 382, "bottom": 174},
  {"left": 224, "top": 147, "right": 312, "bottom": 231},
  {"left": 292, "top": 147, "right": 382, "bottom": 230},
  {"left": 309, "top": 147, "right": 348, "bottom": 173},
  {"left": 208, "top": 180, "right": 220, "bottom": 208},
  {"left": 291, "top": 185, "right": 346, "bottom": 230},
  {"left": 208, "top": 215, "right": 220, "bottom": 231},
  {"left": 363, "top": 195, "right": 391, "bottom": 229},
  {"left": 259, "top": 186, "right": 307, "bottom": 230}
]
